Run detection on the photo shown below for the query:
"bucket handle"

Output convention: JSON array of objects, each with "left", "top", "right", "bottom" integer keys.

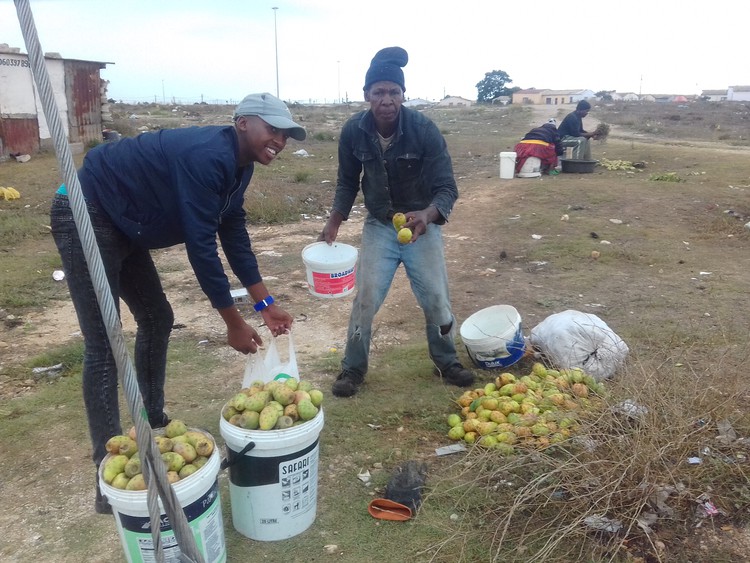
[{"left": 220, "top": 440, "right": 256, "bottom": 471}]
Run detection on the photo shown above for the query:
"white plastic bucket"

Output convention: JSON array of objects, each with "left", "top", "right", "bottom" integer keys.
[
  {"left": 517, "top": 156, "right": 542, "bottom": 178},
  {"left": 301, "top": 242, "right": 358, "bottom": 299},
  {"left": 499, "top": 152, "right": 516, "bottom": 179},
  {"left": 99, "top": 434, "right": 226, "bottom": 563},
  {"left": 220, "top": 410, "right": 325, "bottom": 541},
  {"left": 460, "top": 305, "right": 525, "bottom": 369}
]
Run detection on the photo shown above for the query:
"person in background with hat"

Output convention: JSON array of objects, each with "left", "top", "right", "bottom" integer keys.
[
  {"left": 514, "top": 119, "right": 564, "bottom": 175},
  {"left": 318, "top": 46, "right": 475, "bottom": 398},
  {"left": 557, "top": 99, "right": 597, "bottom": 160},
  {"left": 50, "top": 92, "right": 304, "bottom": 513}
]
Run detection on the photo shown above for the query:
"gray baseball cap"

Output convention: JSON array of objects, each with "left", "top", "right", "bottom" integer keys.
[{"left": 233, "top": 92, "right": 306, "bottom": 141}]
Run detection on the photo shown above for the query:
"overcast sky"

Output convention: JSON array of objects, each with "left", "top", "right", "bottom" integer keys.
[{"left": 2, "top": 0, "right": 746, "bottom": 105}]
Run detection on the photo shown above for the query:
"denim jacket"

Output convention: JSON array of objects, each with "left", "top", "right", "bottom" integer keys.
[{"left": 332, "top": 106, "right": 458, "bottom": 225}]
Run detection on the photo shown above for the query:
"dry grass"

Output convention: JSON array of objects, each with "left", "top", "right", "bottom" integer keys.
[{"left": 422, "top": 346, "right": 750, "bottom": 562}]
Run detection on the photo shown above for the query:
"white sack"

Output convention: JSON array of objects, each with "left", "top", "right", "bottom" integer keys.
[{"left": 529, "top": 310, "right": 629, "bottom": 380}]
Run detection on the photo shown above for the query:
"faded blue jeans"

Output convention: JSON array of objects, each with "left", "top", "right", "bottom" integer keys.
[
  {"left": 50, "top": 194, "right": 173, "bottom": 466},
  {"left": 342, "top": 215, "right": 460, "bottom": 377}
]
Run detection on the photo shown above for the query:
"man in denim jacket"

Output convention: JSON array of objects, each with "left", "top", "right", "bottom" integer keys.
[{"left": 319, "top": 47, "right": 474, "bottom": 397}]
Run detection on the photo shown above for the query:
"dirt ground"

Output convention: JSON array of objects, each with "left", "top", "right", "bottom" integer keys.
[{"left": 2, "top": 103, "right": 750, "bottom": 561}]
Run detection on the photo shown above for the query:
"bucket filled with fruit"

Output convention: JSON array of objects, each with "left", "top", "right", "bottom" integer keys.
[
  {"left": 220, "top": 375, "right": 325, "bottom": 541},
  {"left": 99, "top": 421, "right": 226, "bottom": 563}
]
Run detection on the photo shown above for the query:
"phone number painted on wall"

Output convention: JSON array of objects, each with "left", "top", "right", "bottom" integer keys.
[{"left": 0, "top": 58, "right": 30, "bottom": 67}]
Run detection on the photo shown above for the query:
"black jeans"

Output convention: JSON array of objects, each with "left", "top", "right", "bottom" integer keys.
[{"left": 50, "top": 194, "right": 173, "bottom": 466}]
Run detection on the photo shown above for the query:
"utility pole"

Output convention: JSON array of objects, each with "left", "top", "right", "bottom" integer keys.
[{"left": 272, "top": 7, "right": 279, "bottom": 98}]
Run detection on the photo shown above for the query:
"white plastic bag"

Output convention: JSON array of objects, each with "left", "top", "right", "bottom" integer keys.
[
  {"left": 241, "top": 332, "right": 299, "bottom": 388},
  {"left": 529, "top": 310, "right": 629, "bottom": 380}
]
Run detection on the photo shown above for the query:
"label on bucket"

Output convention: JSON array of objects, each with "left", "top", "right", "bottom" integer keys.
[
  {"left": 311, "top": 266, "right": 355, "bottom": 295},
  {"left": 228, "top": 439, "right": 320, "bottom": 541},
  {"left": 114, "top": 479, "right": 225, "bottom": 563}
]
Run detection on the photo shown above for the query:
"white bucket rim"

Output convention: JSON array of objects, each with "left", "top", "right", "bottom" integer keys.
[
  {"left": 301, "top": 242, "right": 358, "bottom": 269},
  {"left": 460, "top": 305, "right": 521, "bottom": 343}
]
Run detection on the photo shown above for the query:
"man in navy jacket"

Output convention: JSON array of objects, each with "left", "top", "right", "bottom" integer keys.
[{"left": 50, "top": 93, "right": 304, "bottom": 513}]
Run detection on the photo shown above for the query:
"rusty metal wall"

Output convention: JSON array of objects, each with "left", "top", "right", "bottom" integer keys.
[
  {"left": 0, "top": 116, "right": 40, "bottom": 155},
  {"left": 65, "top": 61, "right": 102, "bottom": 146}
]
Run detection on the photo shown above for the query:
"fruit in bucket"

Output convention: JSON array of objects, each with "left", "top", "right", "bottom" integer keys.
[
  {"left": 102, "top": 421, "right": 216, "bottom": 490},
  {"left": 223, "top": 376, "right": 324, "bottom": 430}
]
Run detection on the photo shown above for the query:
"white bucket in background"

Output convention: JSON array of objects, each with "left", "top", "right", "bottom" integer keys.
[
  {"left": 499, "top": 152, "right": 516, "bottom": 179},
  {"left": 460, "top": 305, "right": 525, "bottom": 369},
  {"left": 517, "top": 156, "right": 542, "bottom": 178},
  {"left": 99, "top": 434, "right": 226, "bottom": 563},
  {"left": 301, "top": 242, "right": 358, "bottom": 299},
  {"left": 220, "top": 410, "right": 325, "bottom": 541}
]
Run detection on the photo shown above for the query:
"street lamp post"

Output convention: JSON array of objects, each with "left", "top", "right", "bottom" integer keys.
[{"left": 272, "top": 7, "right": 279, "bottom": 98}]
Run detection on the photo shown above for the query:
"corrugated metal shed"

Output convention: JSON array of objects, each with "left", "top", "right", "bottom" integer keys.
[{"left": 0, "top": 46, "right": 111, "bottom": 155}]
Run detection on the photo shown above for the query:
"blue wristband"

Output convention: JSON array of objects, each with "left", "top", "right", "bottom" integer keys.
[{"left": 253, "top": 295, "right": 275, "bottom": 312}]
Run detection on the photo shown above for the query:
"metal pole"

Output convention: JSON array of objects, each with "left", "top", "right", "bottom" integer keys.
[{"left": 272, "top": 7, "right": 279, "bottom": 98}]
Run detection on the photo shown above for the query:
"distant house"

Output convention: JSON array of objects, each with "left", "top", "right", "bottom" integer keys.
[
  {"left": 512, "top": 88, "right": 544, "bottom": 105},
  {"left": 403, "top": 98, "right": 433, "bottom": 108},
  {"left": 0, "top": 43, "right": 111, "bottom": 156},
  {"left": 511, "top": 88, "right": 595, "bottom": 105},
  {"left": 614, "top": 92, "right": 639, "bottom": 101},
  {"left": 671, "top": 95, "right": 689, "bottom": 104},
  {"left": 701, "top": 89, "right": 728, "bottom": 102},
  {"left": 639, "top": 94, "right": 656, "bottom": 102},
  {"left": 436, "top": 96, "right": 474, "bottom": 108},
  {"left": 491, "top": 95, "right": 511, "bottom": 105},
  {"left": 728, "top": 85, "right": 750, "bottom": 102}
]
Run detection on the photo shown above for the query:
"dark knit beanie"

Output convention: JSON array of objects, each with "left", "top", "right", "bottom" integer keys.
[{"left": 363, "top": 47, "right": 408, "bottom": 92}]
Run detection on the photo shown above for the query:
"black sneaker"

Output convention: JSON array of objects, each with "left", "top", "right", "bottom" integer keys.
[
  {"left": 434, "top": 364, "right": 475, "bottom": 387},
  {"left": 148, "top": 411, "right": 171, "bottom": 428},
  {"left": 332, "top": 371, "right": 364, "bottom": 397},
  {"left": 95, "top": 474, "right": 112, "bottom": 515}
]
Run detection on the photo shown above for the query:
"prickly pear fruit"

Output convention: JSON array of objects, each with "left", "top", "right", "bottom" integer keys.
[
  {"left": 267, "top": 400, "right": 284, "bottom": 414},
  {"left": 309, "top": 389, "right": 324, "bottom": 408},
  {"left": 193, "top": 456, "right": 209, "bottom": 469},
  {"left": 166, "top": 471, "right": 180, "bottom": 484},
  {"left": 228, "top": 393, "right": 248, "bottom": 412},
  {"left": 272, "top": 385, "right": 295, "bottom": 406},
  {"left": 297, "top": 398, "right": 319, "bottom": 421},
  {"left": 274, "top": 415, "right": 294, "bottom": 430},
  {"left": 126, "top": 474, "right": 146, "bottom": 491},
  {"left": 105, "top": 435, "right": 133, "bottom": 455},
  {"left": 111, "top": 472, "right": 131, "bottom": 490},
  {"left": 293, "top": 390, "right": 311, "bottom": 404},
  {"left": 194, "top": 436, "right": 214, "bottom": 458},
  {"left": 124, "top": 454, "right": 142, "bottom": 478},
  {"left": 103, "top": 454, "right": 129, "bottom": 484},
  {"left": 259, "top": 405, "right": 280, "bottom": 430},
  {"left": 238, "top": 411, "right": 260, "bottom": 430},
  {"left": 179, "top": 464, "right": 198, "bottom": 479},
  {"left": 283, "top": 403, "right": 300, "bottom": 421},
  {"left": 154, "top": 436, "right": 174, "bottom": 454},
  {"left": 162, "top": 451, "right": 186, "bottom": 473},
  {"left": 164, "top": 419, "right": 187, "bottom": 438},
  {"left": 245, "top": 391, "right": 270, "bottom": 413},
  {"left": 172, "top": 442, "right": 197, "bottom": 463}
]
